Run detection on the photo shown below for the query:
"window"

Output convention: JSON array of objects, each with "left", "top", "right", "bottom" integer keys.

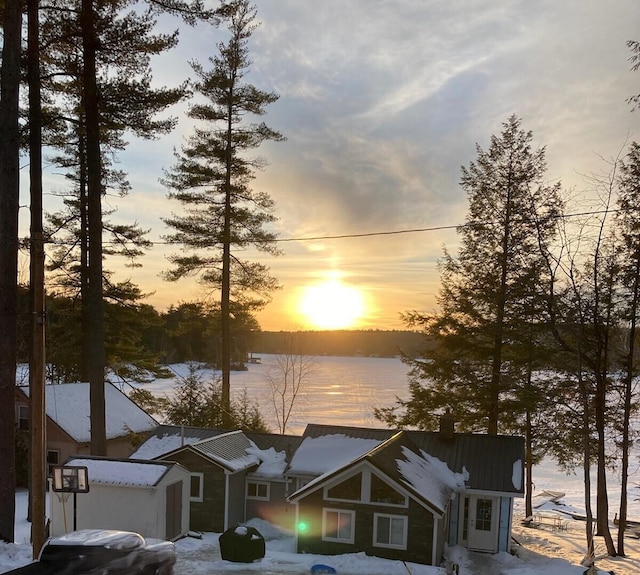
[
  {"left": 373, "top": 513, "right": 407, "bottom": 549},
  {"left": 18, "top": 406, "right": 29, "bottom": 431},
  {"left": 326, "top": 473, "right": 362, "bottom": 501},
  {"left": 246, "top": 480, "right": 269, "bottom": 500},
  {"left": 46, "top": 451, "right": 59, "bottom": 476},
  {"left": 190, "top": 473, "right": 204, "bottom": 502},
  {"left": 475, "top": 498, "right": 493, "bottom": 531},
  {"left": 370, "top": 474, "right": 405, "bottom": 505},
  {"left": 322, "top": 509, "right": 355, "bottom": 544}
]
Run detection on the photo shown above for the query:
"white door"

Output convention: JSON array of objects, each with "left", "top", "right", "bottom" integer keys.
[{"left": 467, "top": 496, "right": 498, "bottom": 552}]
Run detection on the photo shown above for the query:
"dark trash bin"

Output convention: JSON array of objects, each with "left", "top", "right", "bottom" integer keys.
[{"left": 218, "top": 525, "right": 265, "bottom": 563}]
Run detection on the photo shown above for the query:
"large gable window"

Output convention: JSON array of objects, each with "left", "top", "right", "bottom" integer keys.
[
  {"left": 373, "top": 513, "right": 407, "bottom": 549},
  {"left": 326, "top": 473, "right": 362, "bottom": 501},
  {"left": 370, "top": 473, "right": 406, "bottom": 505},
  {"left": 322, "top": 508, "right": 355, "bottom": 544}
]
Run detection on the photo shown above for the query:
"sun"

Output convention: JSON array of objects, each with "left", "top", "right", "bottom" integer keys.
[{"left": 299, "top": 279, "right": 366, "bottom": 330}]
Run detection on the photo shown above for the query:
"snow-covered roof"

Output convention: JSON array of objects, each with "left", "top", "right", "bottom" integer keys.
[
  {"left": 132, "top": 426, "right": 289, "bottom": 476},
  {"left": 131, "top": 431, "right": 209, "bottom": 460},
  {"left": 397, "top": 447, "right": 468, "bottom": 513},
  {"left": 66, "top": 457, "right": 175, "bottom": 488},
  {"left": 192, "top": 431, "right": 269, "bottom": 472},
  {"left": 288, "top": 432, "right": 467, "bottom": 515},
  {"left": 246, "top": 444, "right": 287, "bottom": 478},
  {"left": 287, "top": 434, "right": 383, "bottom": 476},
  {"left": 20, "top": 382, "right": 157, "bottom": 443},
  {"left": 131, "top": 425, "right": 232, "bottom": 460}
]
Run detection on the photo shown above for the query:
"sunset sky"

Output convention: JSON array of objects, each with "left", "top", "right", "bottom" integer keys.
[{"left": 35, "top": 0, "right": 640, "bottom": 331}]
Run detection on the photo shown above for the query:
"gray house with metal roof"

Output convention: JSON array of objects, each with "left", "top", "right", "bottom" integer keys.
[
  {"left": 287, "top": 430, "right": 465, "bottom": 565},
  {"left": 152, "top": 430, "right": 259, "bottom": 532},
  {"left": 292, "top": 423, "right": 525, "bottom": 557}
]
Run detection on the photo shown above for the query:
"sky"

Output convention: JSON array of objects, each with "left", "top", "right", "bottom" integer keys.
[{"left": 34, "top": 0, "right": 640, "bottom": 331}]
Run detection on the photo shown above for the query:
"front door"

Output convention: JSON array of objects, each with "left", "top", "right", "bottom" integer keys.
[{"left": 467, "top": 496, "right": 498, "bottom": 552}]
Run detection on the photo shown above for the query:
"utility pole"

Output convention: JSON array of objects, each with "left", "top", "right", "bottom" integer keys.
[{"left": 28, "top": 0, "right": 47, "bottom": 558}]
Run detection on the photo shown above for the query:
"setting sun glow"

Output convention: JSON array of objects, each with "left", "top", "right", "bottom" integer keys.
[{"left": 299, "top": 279, "right": 365, "bottom": 330}]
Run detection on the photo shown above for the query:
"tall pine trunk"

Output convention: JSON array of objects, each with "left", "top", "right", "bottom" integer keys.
[
  {"left": 27, "top": 0, "right": 48, "bottom": 557},
  {"left": 0, "top": 0, "right": 22, "bottom": 543},
  {"left": 81, "top": 0, "right": 106, "bottom": 455}
]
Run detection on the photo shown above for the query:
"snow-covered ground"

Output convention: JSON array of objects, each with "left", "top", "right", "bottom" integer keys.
[{"left": 2, "top": 489, "right": 639, "bottom": 575}]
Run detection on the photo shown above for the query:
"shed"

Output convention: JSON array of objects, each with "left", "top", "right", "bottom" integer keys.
[{"left": 49, "top": 455, "right": 190, "bottom": 541}]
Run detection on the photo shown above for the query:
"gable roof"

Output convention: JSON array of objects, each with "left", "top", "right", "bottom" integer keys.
[
  {"left": 406, "top": 431, "right": 524, "bottom": 495},
  {"left": 156, "top": 430, "right": 260, "bottom": 473},
  {"left": 64, "top": 455, "right": 181, "bottom": 488},
  {"left": 130, "top": 424, "right": 225, "bottom": 460},
  {"left": 288, "top": 431, "right": 464, "bottom": 516},
  {"left": 19, "top": 382, "right": 158, "bottom": 443},
  {"left": 299, "top": 424, "right": 524, "bottom": 496}
]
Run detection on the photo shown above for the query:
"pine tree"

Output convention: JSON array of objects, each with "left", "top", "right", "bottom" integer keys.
[
  {"left": 376, "top": 116, "right": 562, "bottom": 435},
  {"left": 37, "top": 0, "right": 194, "bottom": 453},
  {"left": 0, "top": 0, "right": 23, "bottom": 543},
  {"left": 163, "top": 0, "right": 284, "bottom": 424}
]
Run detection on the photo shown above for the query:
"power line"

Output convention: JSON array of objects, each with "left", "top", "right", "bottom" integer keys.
[
  {"left": 15, "top": 207, "right": 626, "bottom": 247},
  {"left": 273, "top": 208, "right": 624, "bottom": 243}
]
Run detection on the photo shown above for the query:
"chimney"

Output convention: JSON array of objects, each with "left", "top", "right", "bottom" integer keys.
[{"left": 439, "top": 409, "right": 455, "bottom": 438}]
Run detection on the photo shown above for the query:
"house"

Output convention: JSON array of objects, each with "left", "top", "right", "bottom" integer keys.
[
  {"left": 15, "top": 382, "right": 159, "bottom": 474},
  {"left": 48, "top": 455, "right": 191, "bottom": 541},
  {"left": 406, "top": 426, "right": 524, "bottom": 554},
  {"left": 132, "top": 421, "right": 524, "bottom": 564},
  {"left": 287, "top": 430, "right": 466, "bottom": 566},
  {"left": 293, "top": 423, "right": 525, "bottom": 557},
  {"left": 132, "top": 425, "right": 302, "bottom": 531}
]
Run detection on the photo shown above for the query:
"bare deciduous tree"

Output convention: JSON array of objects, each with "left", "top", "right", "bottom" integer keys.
[{"left": 265, "top": 333, "right": 315, "bottom": 434}]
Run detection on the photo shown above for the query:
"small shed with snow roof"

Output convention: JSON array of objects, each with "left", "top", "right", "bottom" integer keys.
[{"left": 49, "top": 455, "right": 190, "bottom": 541}]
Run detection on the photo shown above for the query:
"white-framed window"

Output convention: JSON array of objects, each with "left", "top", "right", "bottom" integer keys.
[
  {"left": 18, "top": 406, "right": 29, "bottom": 431},
  {"left": 373, "top": 513, "right": 407, "bottom": 549},
  {"left": 190, "top": 472, "right": 204, "bottom": 502},
  {"left": 325, "top": 472, "right": 362, "bottom": 502},
  {"left": 322, "top": 508, "right": 355, "bottom": 544},
  {"left": 323, "top": 469, "right": 407, "bottom": 507},
  {"left": 246, "top": 480, "right": 270, "bottom": 500},
  {"left": 369, "top": 473, "right": 406, "bottom": 506}
]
